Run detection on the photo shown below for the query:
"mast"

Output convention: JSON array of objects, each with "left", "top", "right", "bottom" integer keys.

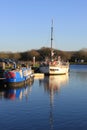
[
  {"left": 51, "top": 19, "right": 53, "bottom": 50},
  {"left": 51, "top": 19, "right": 54, "bottom": 61}
]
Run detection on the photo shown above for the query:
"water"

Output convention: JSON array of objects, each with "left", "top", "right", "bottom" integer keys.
[{"left": 0, "top": 65, "right": 87, "bottom": 130}]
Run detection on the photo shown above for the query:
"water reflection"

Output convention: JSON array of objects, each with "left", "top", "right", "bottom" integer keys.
[
  {"left": 39, "top": 74, "right": 69, "bottom": 130},
  {"left": 0, "top": 80, "right": 34, "bottom": 100},
  {"left": 39, "top": 74, "right": 69, "bottom": 105},
  {"left": 39, "top": 74, "right": 69, "bottom": 92}
]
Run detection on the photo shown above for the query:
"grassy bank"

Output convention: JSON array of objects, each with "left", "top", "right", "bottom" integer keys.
[{"left": 70, "top": 62, "right": 87, "bottom": 65}]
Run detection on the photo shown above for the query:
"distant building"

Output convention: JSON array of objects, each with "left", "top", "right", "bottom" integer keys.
[{"left": 75, "top": 59, "right": 84, "bottom": 63}]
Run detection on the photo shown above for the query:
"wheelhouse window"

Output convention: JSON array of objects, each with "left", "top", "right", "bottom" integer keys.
[{"left": 50, "top": 69, "right": 59, "bottom": 71}]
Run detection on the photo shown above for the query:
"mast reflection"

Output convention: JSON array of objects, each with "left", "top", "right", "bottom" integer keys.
[{"left": 39, "top": 74, "right": 69, "bottom": 130}]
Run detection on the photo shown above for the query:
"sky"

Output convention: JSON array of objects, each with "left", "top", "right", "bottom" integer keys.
[{"left": 0, "top": 0, "right": 87, "bottom": 52}]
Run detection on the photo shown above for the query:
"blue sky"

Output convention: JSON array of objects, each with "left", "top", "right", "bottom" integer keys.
[{"left": 0, "top": 0, "right": 87, "bottom": 52}]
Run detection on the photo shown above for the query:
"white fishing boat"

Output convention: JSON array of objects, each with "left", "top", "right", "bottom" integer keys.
[{"left": 39, "top": 20, "right": 69, "bottom": 75}]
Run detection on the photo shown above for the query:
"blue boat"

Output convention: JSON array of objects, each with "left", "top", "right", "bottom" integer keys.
[{"left": 4, "top": 67, "right": 34, "bottom": 87}]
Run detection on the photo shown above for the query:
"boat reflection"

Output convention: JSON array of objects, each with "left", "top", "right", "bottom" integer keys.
[
  {"left": 0, "top": 79, "right": 34, "bottom": 100},
  {"left": 39, "top": 74, "right": 69, "bottom": 107},
  {"left": 39, "top": 74, "right": 69, "bottom": 93},
  {"left": 39, "top": 74, "right": 69, "bottom": 130}
]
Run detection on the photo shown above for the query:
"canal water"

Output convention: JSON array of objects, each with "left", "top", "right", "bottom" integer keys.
[{"left": 0, "top": 65, "right": 87, "bottom": 130}]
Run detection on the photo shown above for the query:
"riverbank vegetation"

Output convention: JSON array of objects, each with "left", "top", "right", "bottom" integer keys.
[{"left": 0, "top": 47, "right": 87, "bottom": 65}]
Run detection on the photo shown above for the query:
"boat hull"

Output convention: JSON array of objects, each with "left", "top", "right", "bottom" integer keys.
[
  {"left": 5, "top": 76, "right": 34, "bottom": 88},
  {"left": 39, "top": 65, "right": 69, "bottom": 75},
  {"left": 4, "top": 67, "right": 34, "bottom": 88}
]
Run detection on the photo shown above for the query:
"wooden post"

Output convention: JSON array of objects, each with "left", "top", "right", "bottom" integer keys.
[
  {"left": 33, "top": 56, "right": 35, "bottom": 67},
  {"left": 0, "top": 62, "right": 5, "bottom": 78},
  {"left": 0, "top": 62, "right": 5, "bottom": 70}
]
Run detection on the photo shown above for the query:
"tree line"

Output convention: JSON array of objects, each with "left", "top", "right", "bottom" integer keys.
[{"left": 0, "top": 47, "right": 87, "bottom": 63}]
